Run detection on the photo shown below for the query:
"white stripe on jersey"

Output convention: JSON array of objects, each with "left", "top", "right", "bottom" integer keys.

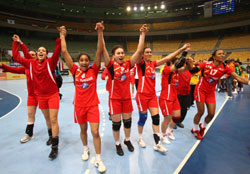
[
  {"left": 110, "top": 80, "right": 114, "bottom": 98},
  {"left": 138, "top": 94, "right": 143, "bottom": 111},
  {"left": 47, "top": 62, "right": 56, "bottom": 84},
  {"left": 197, "top": 77, "right": 203, "bottom": 102},
  {"left": 30, "top": 63, "right": 33, "bottom": 80},
  {"left": 141, "top": 76, "right": 145, "bottom": 93},
  {"left": 110, "top": 99, "right": 114, "bottom": 115},
  {"left": 167, "top": 84, "right": 171, "bottom": 100},
  {"left": 74, "top": 109, "right": 79, "bottom": 124},
  {"left": 164, "top": 100, "right": 169, "bottom": 116}
]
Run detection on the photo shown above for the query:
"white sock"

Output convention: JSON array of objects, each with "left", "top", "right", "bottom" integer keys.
[
  {"left": 193, "top": 124, "right": 199, "bottom": 130},
  {"left": 83, "top": 146, "right": 89, "bottom": 151},
  {"left": 125, "top": 137, "right": 130, "bottom": 141},
  {"left": 166, "top": 127, "right": 173, "bottom": 134},
  {"left": 95, "top": 154, "right": 101, "bottom": 162},
  {"left": 138, "top": 134, "right": 143, "bottom": 139},
  {"left": 115, "top": 141, "right": 120, "bottom": 145},
  {"left": 202, "top": 121, "right": 207, "bottom": 128},
  {"left": 27, "top": 122, "right": 34, "bottom": 125}
]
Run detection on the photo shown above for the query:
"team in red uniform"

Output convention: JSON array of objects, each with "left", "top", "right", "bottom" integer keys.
[
  {"left": 190, "top": 50, "right": 250, "bottom": 140},
  {"left": 101, "top": 23, "right": 149, "bottom": 156},
  {"left": 59, "top": 23, "right": 106, "bottom": 172},
  {"left": 135, "top": 44, "right": 190, "bottom": 152},
  {"left": 12, "top": 33, "right": 61, "bottom": 160}
]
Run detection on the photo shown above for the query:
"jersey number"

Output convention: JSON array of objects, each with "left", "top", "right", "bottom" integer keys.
[{"left": 210, "top": 69, "right": 218, "bottom": 76}]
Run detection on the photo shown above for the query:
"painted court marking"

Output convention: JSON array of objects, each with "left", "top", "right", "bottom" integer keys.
[
  {"left": 0, "top": 88, "right": 22, "bottom": 120},
  {"left": 173, "top": 97, "right": 229, "bottom": 174}
]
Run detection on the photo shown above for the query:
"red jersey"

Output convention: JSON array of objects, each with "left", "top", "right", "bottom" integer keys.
[
  {"left": 2, "top": 64, "right": 25, "bottom": 74},
  {"left": 71, "top": 63, "right": 100, "bottom": 107},
  {"left": 106, "top": 60, "right": 132, "bottom": 99},
  {"left": 12, "top": 39, "right": 61, "bottom": 96},
  {"left": 136, "top": 60, "right": 157, "bottom": 95},
  {"left": 176, "top": 71, "right": 191, "bottom": 95},
  {"left": 101, "top": 68, "right": 111, "bottom": 92},
  {"left": 197, "top": 61, "right": 234, "bottom": 92},
  {"left": 160, "top": 65, "right": 179, "bottom": 101}
]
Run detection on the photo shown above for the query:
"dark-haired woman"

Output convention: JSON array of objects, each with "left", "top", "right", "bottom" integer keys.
[
  {"left": 12, "top": 33, "right": 61, "bottom": 160},
  {"left": 60, "top": 23, "right": 106, "bottom": 173},
  {"left": 135, "top": 44, "right": 190, "bottom": 152},
  {"left": 190, "top": 50, "right": 250, "bottom": 140},
  {"left": 101, "top": 23, "right": 148, "bottom": 156}
]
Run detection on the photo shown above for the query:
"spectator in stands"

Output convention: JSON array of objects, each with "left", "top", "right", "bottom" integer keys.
[
  {"left": 189, "top": 50, "right": 250, "bottom": 140},
  {"left": 101, "top": 23, "right": 148, "bottom": 156},
  {"left": 60, "top": 23, "right": 106, "bottom": 173},
  {"left": 135, "top": 43, "right": 190, "bottom": 150},
  {"left": 12, "top": 33, "right": 61, "bottom": 160}
]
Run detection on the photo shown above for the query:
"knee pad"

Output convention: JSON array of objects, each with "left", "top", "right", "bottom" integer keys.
[
  {"left": 152, "top": 114, "right": 160, "bottom": 125},
  {"left": 138, "top": 112, "right": 147, "bottom": 127},
  {"left": 112, "top": 121, "right": 121, "bottom": 131},
  {"left": 123, "top": 118, "right": 132, "bottom": 129},
  {"left": 172, "top": 115, "right": 181, "bottom": 124}
]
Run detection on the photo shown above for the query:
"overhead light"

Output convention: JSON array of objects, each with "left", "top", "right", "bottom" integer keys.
[
  {"left": 140, "top": 6, "right": 144, "bottom": 11},
  {"left": 154, "top": 5, "right": 158, "bottom": 9},
  {"left": 134, "top": 6, "right": 137, "bottom": 11},
  {"left": 147, "top": 6, "right": 151, "bottom": 10},
  {"left": 198, "top": 4, "right": 204, "bottom": 8},
  {"left": 160, "top": 4, "right": 165, "bottom": 9},
  {"left": 126, "top": 6, "right": 131, "bottom": 12}
]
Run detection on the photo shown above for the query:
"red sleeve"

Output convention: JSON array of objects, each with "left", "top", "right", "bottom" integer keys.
[
  {"left": 163, "top": 65, "right": 171, "bottom": 75},
  {"left": 70, "top": 64, "right": 78, "bottom": 77},
  {"left": 48, "top": 38, "right": 61, "bottom": 71},
  {"left": 106, "top": 60, "right": 114, "bottom": 68},
  {"left": 2, "top": 64, "right": 25, "bottom": 74},
  {"left": 91, "top": 62, "right": 100, "bottom": 77},
  {"left": 101, "top": 68, "right": 109, "bottom": 80},
  {"left": 20, "top": 43, "right": 33, "bottom": 59},
  {"left": 153, "top": 60, "right": 157, "bottom": 67},
  {"left": 12, "top": 41, "right": 30, "bottom": 68},
  {"left": 225, "top": 65, "right": 234, "bottom": 74},
  {"left": 198, "top": 62, "right": 206, "bottom": 70}
]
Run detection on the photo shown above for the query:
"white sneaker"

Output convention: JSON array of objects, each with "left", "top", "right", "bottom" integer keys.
[
  {"left": 153, "top": 143, "right": 168, "bottom": 153},
  {"left": 95, "top": 160, "right": 106, "bottom": 173},
  {"left": 161, "top": 135, "right": 171, "bottom": 144},
  {"left": 20, "top": 134, "right": 34, "bottom": 143},
  {"left": 138, "top": 137, "right": 146, "bottom": 148},
  {"left": 167, "top": 130, "right": 176, "bottom": 140},
  {"left": 81, "top": 149, "right": 89, "bottom": 161},
  {"left": 227, "top": 96, "right": 233, "bottom": 99}
]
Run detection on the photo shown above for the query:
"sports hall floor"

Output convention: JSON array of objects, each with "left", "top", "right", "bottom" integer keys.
[{"left": 0, "top": 72, "right": 249, "bottom": 174}]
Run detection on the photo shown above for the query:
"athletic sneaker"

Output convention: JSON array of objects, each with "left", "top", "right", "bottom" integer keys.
[
  {"left": 137, "top": 137, "right": 146, "bottom": 148},
  {"left": 199, "top": 123, "right": 206, "bottom": 137},
  {"left": 153, "top": 143, "right": 168, "bottom": 153},
  {"left": 82, "top": 149, "right": 89, "bottom": 161},
  {"left": 167, "top": 130, "right": 176, "bottom": 140},
  {"left": 161, "top": 134, "right": 171, "bottom": 145},
  {"left": 116, "top": 144, "right": 124, "bottom": 156},
  {"left": 20, "top": 134, "right": 34, "bottom": 143},
  {"left": 191, "top": 129, "right": 203, "bottom": 140},
  {"left": 124, "top": 140, "right": 134, "bottom": 152},
  {"left": 95, "top": 160, "right": 106, "bottom": 173}
]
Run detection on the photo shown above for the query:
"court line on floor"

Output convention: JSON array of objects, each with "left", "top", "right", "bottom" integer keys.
[
  {"left": 0, "top": 88, "right": 22, "bottom": 120},
  {"left": 173, "top": 97, "right": 229, "bottom": 174}
]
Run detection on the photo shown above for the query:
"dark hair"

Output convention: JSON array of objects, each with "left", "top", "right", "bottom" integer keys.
[
  {"left": 208, "top": 57, "right": 214, "bottom": 61},
  {"left": 29, "top": 49, "right": 37, "bottom": 55},
  {"left": 143, "top": 47, "right": 150, "bottom": 53},
  {"left": 111, "top": 45, "right": 124, "bottom": 56},
  {"left": 38, "top": 46, "right": 48, "bottom": 54},
  {"left": 210, "top": 49, "right": 224, "bottom": 61},
  {"left": 76, "top": 53, "right": 91, "bottom": 62},
  {"left": 167, "top": 57, "right": 177, "bottom": 66}
]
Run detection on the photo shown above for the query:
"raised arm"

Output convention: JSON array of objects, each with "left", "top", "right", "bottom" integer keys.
[
  {"left": 48, "top": 36, "right": 61, "bottom": 71},
  {"left": 94, "top": 21, "right": 104, "bottom": 67},
  {"left": 0, "top": 63, "right": 25, "bottom": 74},
  {"left": 231, "top": 72, "right": 250, "bottom": 85},
  {"left": 12, "top": 34, "right": 33, "bottom": 60},
  {"left": 156, "top": 43, "right": 191, "bottom": 67},
  {"left": 130, "top": 24, "right": 149, "bottom": 67},
  {"left": 60, "top": 26, "right": 74, "bottom": 69},
  {"left": 101, "top": 22, "right": 111, "bottom": 66}
]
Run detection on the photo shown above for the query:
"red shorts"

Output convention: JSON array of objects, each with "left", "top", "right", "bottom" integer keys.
[
  {"left": 136, "top": 93, "right": 158, "bottom": 112},
  {"left": 27, "top": 95, "right": 38, "bottom": 106},
  {"left": 38, "top": 93, "right": 60, "bottom": 109},
  {"left": 194, "top": 88, "right": 215, "bottom": 103},
  {"left": 74, "top": 105, "right": 100, "bottom": 124},
  {"left": 159, "top": 96, "right": 180, "bottom": 116},
  {"left": 130, "top": 76, "right": 135, "bottom": 85},
  {"left": 109, "top": 98, "right": 133, "bottom": 115}
]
